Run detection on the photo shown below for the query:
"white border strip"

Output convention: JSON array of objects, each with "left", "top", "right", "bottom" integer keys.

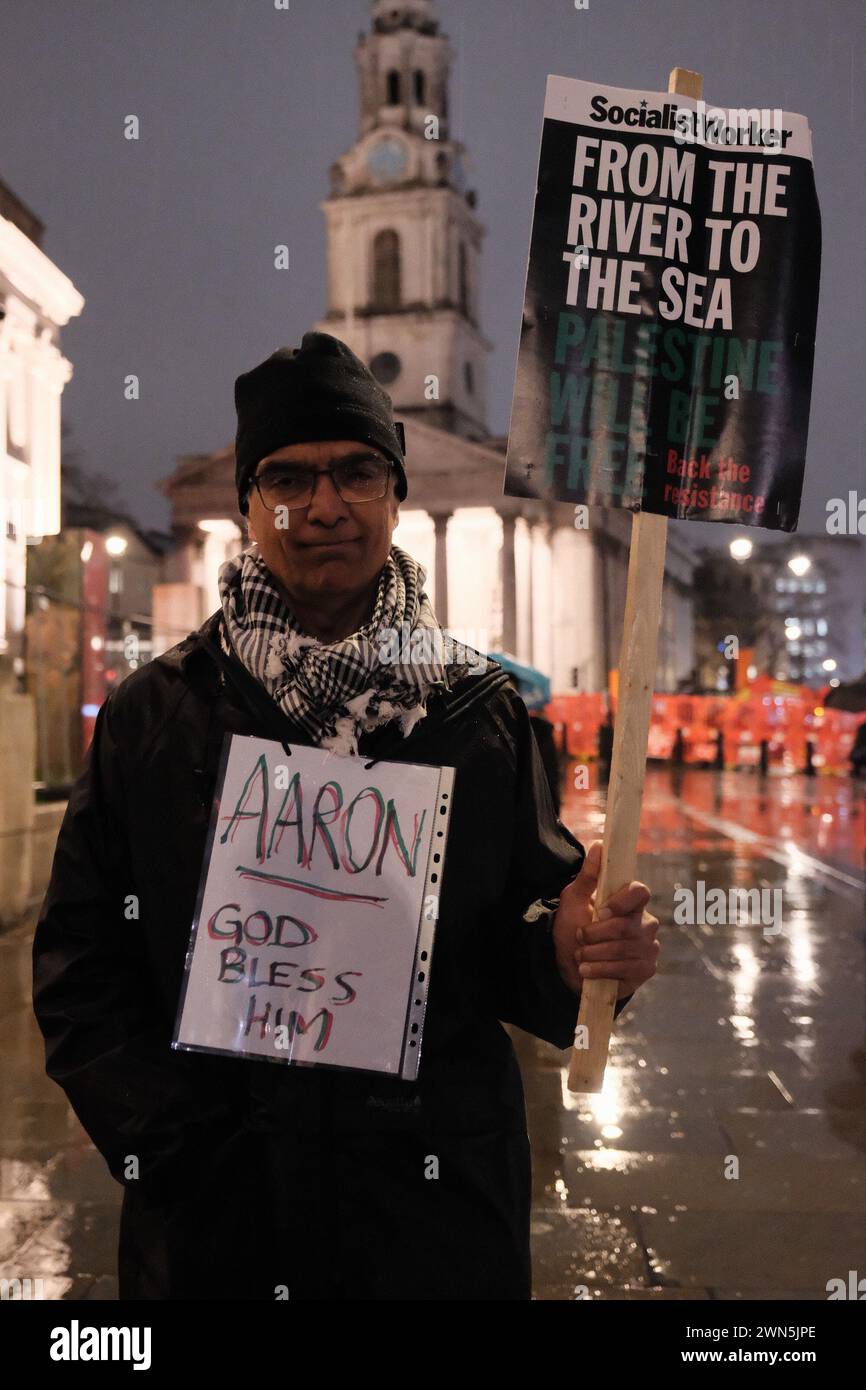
[{"left": 401, "top": 764, "right": 455, "bottom": 1080}]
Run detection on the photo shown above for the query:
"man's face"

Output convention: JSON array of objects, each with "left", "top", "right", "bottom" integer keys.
[{"left": 245, "top": 439, "right": 400, "bottom": 606}]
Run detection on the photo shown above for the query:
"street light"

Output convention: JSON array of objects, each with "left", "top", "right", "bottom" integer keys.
[
  {"left": 730, "top": 537, "right": 753, "bottom": 561},
  {"left": 788, "top": 553, "right": 811, "bottom": 577},
  {"left": 822, "top": 657, "right": 837, "bottom": 672},
  {"left": 105, "top": 534, "right": 128, "bottom": 557},
  {"left": 785, "top": 622, "right": 802, "bottom": 641}
]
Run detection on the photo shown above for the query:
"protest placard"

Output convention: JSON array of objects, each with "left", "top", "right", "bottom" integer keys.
[
  {"left": 174, "top": 735, "right": 454, "bottom": 1079},
  {"left": 505, "top": 75, "right": 820, "bottom": 530},
  {"left": 503, "top": 67, "right": 820, "bottom": 1091}
]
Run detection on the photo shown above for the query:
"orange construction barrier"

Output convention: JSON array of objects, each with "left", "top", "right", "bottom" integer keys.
[{"left": 546, "top": 683, "right": 866, "bottom": 776}]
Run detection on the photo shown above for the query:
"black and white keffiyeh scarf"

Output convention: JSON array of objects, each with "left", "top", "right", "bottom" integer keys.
[{"left": 218, "top": 543, "right": 477, "bottom": 755}]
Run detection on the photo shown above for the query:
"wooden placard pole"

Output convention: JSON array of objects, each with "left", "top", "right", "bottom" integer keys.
[{"left": 567, "top": 66, "right": 704, "bottom": 1094}]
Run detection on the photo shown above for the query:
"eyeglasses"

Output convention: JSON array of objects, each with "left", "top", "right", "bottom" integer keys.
[{"left": 252, "top": 455, "right": 393, "bottom": 511}]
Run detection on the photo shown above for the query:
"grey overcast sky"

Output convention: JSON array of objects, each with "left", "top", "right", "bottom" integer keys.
[{"left": 2, "top": 0, "right": 863, "bottom": 535}]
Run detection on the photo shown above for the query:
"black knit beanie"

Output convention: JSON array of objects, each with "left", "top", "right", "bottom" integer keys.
[{"left": 234, "top": 332, "right": 407, "bottom": 514}]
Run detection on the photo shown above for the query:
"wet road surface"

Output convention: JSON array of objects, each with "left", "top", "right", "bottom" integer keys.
[
  {"left": 519, "top": 766, "right": 866, "bottom": 1299},
  {"left": 2, "top": 767, "right": 864, "bottom": 1300}
]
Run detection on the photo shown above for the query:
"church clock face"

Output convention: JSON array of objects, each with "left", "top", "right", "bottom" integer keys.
[
  {"left": 370, "top": 351, "right": 401, "bottom": 385},
  {"left": 367, "top": 137, "right": 408, "bottom": 183}
]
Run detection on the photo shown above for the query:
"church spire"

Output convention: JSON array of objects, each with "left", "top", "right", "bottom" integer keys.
[
  {"left": 355, "top": 0, "right": 450, "bottom": 142},
  {"left": 315, "top": 0, "right": 491, "bottom": 440},
  {"left": 371, "top": 0, "right": 440, "bottom": 35}
]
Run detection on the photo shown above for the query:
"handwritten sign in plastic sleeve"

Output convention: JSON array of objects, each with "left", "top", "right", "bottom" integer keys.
[
  {"left": 505, "top": 76, "right": 821, "bottom": 530},
  {"left": 173, "top": 736, "right": 454, "bottom": 1080}
]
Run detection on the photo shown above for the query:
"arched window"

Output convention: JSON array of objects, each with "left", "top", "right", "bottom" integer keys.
[
  {"left": 386, "top": 70, "right": 401, "bottom": 105},
  {"left": 373, "top": 229, "right": 401, "bottom": 310},
  {"left": 413, "top": 69, "right": 425, "bottom": 103},
  {"left": 458, "top": 241, "right": 470, "bottom": 317}
]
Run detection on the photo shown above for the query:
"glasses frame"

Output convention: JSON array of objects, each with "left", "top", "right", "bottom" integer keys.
[{"left": 251, "top": 455, "right": 394, "bottom": 512}]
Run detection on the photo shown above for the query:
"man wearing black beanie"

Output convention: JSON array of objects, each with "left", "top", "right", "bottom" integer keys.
[
  {"left": 33, "top": 331, "right": 659, "bottom": 1300},
  {"left": 226, "top": 334, "right": 415, "bottom": 684},
  {"left": 234, "top": 333, "right": 409, "bottom": 512}
]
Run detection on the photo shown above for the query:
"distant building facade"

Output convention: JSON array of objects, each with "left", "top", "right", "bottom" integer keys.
[
  {"left": 694, "top": 535, "right": 866, "bottom": 691},
  {"left": 26, "top": 505, "right": 171, "bottom": 788},
  {"left": 753, "top": 536, "right": 865, "bottom": 685},
  {"left": 0, "top": 177, "right": 83, "bottom": 670}
]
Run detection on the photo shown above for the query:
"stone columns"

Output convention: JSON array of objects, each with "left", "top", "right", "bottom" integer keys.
[
  {"left": 431, "top": 511, "right": 451, "bottom": 627},
  {"left": 500, "top": 512, "right": 517, "bottom": 653}
]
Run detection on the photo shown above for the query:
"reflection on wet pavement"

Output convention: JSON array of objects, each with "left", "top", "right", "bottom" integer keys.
[
  {"left": 0, "top": 916, "right": 120, "bottom": 1297},
  {"left": 2, "top": 767, "right": 864, "bottom": 1300},
  {"left": 513, "top": 767, "right": 866, "bottom": 1299}
]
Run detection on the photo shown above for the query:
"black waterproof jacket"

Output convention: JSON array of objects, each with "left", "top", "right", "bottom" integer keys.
[{"left": 33, "top": 612, "right": 626, "bottom": 1300}]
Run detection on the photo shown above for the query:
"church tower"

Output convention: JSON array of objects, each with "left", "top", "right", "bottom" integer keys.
[{"left": 315, "top": 0, "right": 491, "bottom": 439}]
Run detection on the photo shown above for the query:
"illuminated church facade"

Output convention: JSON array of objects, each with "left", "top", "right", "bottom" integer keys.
[{"left": 156, "top": 0, "right": 696, "bottom": 694}]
